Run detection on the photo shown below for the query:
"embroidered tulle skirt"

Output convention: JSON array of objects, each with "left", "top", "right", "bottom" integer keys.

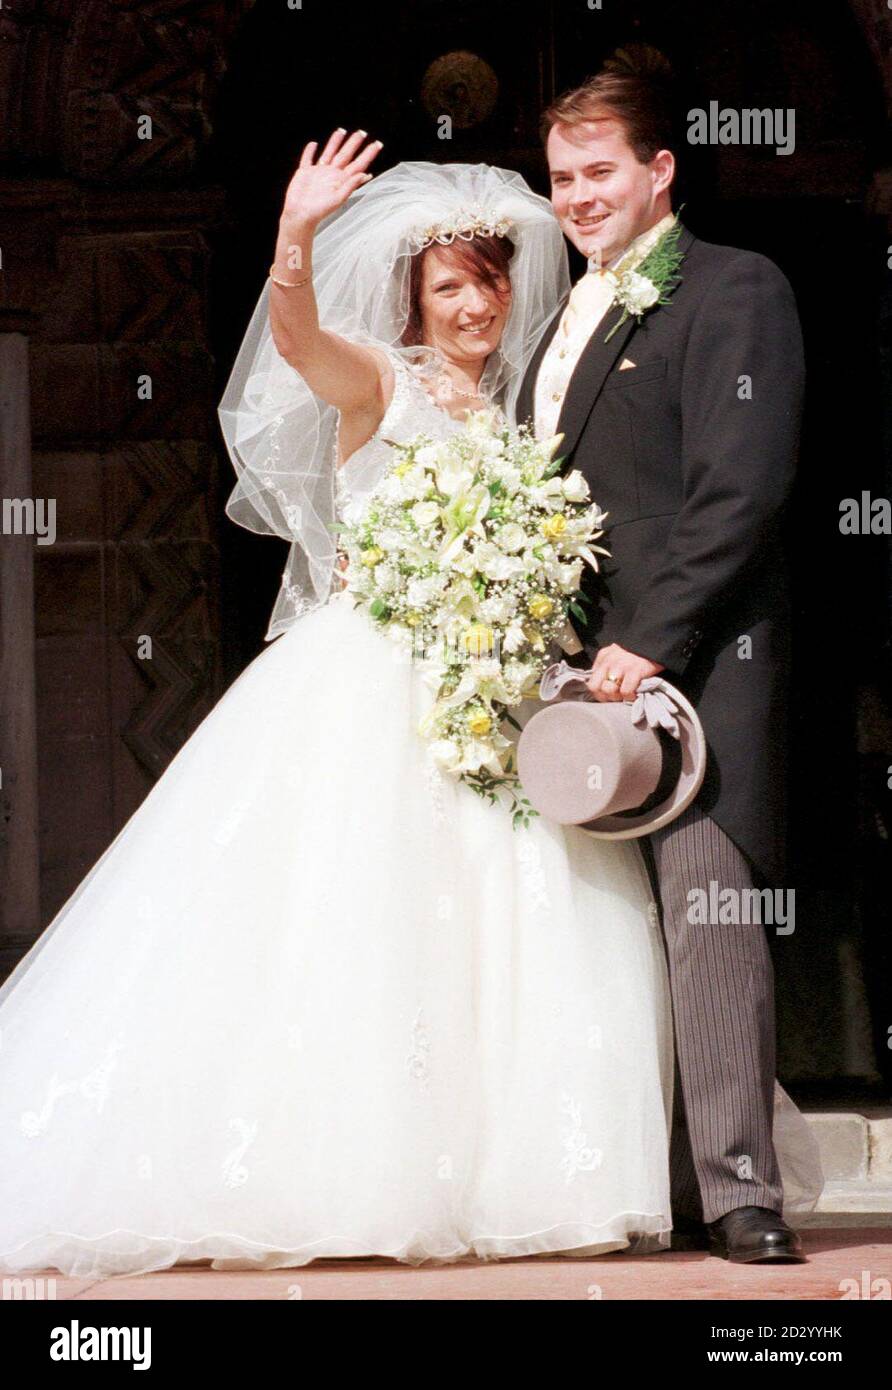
[{"left": 0, "top": 592, "right": 813, "bottom": 1278}]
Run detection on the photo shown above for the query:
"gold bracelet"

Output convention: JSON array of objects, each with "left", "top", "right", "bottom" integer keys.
[{"left": 269, "top": 266, "right": 312, "bottom": 289}]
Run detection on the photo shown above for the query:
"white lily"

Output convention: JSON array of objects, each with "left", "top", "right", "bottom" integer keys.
[{"left": 435, "top": 456, "right": 477, "bottom": 497}]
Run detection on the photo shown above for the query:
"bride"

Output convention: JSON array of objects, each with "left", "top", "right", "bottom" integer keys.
[{"left": 0, "top": 132, "right": 819, "bottom": 1279}]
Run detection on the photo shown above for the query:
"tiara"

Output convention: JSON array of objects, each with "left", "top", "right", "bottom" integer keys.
[{"left": 406, "top": 207, "right": 515, "bottom": 252}]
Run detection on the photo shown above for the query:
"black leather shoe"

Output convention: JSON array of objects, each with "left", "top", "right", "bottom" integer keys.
[{"left": 707, "top": 1206, "right": 806, "bottom": 1263}]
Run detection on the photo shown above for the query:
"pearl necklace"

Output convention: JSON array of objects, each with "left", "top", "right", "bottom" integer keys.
[{"left": 435, "top": 371, "right": 491, "bottom": 404}]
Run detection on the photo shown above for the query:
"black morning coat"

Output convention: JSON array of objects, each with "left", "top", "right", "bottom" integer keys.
[{"left": 515, "top": 224, "right": 805, "bottom": 886}]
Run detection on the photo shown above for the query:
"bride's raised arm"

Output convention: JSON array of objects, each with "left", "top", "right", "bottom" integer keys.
[{"left": 270, "top": 129, "right": 388, "bottom": 415}]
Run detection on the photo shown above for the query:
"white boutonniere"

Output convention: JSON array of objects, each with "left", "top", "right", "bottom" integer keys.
[{"left": 604, "top": 213, "right": 686, "bottom": 342}]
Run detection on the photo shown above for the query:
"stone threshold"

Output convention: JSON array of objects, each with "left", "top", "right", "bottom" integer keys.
[{"left": 798, "top": 1108, "right": 892, "bottom": 1221}]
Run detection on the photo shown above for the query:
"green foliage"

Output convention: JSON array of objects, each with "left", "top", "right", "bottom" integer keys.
[
  {"left": 604, "top": 212, "right": 687, "bottom": 342},
  {"left": 636, "top": 213, "right": 686, "bottom": 304},
  {"left": 462, "top": 767, "right": 540, "bottom": 830}
]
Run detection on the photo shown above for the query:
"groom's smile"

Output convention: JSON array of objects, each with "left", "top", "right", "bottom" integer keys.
[{"left": 572, "top": 211, "right": 611, "bottom": 230}]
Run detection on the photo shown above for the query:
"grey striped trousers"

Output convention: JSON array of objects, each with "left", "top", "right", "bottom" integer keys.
[{"left": 638, "top": 805, "right": 783, "bottom": 1224}]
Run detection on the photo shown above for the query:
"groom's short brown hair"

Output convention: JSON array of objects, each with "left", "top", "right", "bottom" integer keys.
[{"left": 540, "top": 52, "right": 676, "bottom": 164}]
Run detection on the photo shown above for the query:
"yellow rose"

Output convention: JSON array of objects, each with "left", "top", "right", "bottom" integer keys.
[
  {"left": 524, "top": 626, "right": 546, "bottom": 652},
  {"left": 540, "top": 513, "right": 567, "bottom": 540},
  {"left": 462, "top": 623, "right": 495, "bottom": 656},
  {"left": 405, "top": 611, "right": 422, "bottom": 627},
  {"left": 361, "top": 546, "right": 385, "bottom": 566},
  {"left": 467, "top": 710, "right": 492, "bottom": 736},
  {"left": 528, "top": 594, "right": 554, "bottom": 619}
]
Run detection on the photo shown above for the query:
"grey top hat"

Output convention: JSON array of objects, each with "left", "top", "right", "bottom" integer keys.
[{"left": 516, "top": 660, "right": 708, "bottom": 839}]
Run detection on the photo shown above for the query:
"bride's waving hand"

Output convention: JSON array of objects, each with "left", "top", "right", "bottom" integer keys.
[{"left": 270, "top": 129, "right": 390, "bottom": 425}]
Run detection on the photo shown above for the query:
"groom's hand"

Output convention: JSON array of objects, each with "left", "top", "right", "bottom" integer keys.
[{"left": 587, "top": 644, "right": 665, "bottom": 701}]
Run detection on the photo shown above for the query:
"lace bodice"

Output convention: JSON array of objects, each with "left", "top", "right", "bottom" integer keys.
[{"left": 334, "top": 353, "right": 476, "bottom": 526}]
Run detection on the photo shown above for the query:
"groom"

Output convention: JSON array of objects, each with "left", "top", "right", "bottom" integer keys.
[{"left": 516, "top": 61, "right": 806, "bottom": 1262}]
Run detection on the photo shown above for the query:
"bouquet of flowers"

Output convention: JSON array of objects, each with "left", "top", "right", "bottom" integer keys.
[{"left": 337, "top": 409, "right": 608, "bottom": 824}]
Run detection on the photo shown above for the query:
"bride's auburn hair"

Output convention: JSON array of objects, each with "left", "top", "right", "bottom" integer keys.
[{"left": 400, "top": 234, "right": 514, "bottom": 348}]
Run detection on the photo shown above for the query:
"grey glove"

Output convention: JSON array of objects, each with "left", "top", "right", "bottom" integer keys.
[{"left": 630, "top": 677, "right": 681, "bottom": 740}]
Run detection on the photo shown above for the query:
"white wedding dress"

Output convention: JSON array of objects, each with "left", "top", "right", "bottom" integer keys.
[{"left": 0, "top": 355, "right": 819, "bottom": 1278}]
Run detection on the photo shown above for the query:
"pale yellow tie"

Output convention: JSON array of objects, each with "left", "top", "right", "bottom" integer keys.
[{"left": 561, "top": 269, "right": 617, "bottom": 338}]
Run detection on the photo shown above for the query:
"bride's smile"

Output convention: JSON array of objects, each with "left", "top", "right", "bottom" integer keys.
[{"left": 414, "top": 243, "right": 512, "bottom": 371}]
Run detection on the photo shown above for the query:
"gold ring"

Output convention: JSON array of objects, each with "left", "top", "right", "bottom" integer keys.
[{"left": 606, "top": 670, "right": 620, "bottom": 683}]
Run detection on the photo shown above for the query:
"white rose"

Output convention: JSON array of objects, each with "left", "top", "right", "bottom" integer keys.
[
  {"left": 622, "top": 271, "right": 660, "bottom": 313},
  {"left": 411, "top": 500, "right": 441, "bottom": 527},
  {"left": 407, "top": 576, "right": 439, "bottom": 607},
  {"left": 561, "top": 470, "right": 589, "bottom": 503},
  {"left": 405, "top": 466, "right": 435, "bottom": 501},
  {"left": 473, "top": 542, "right": 525, "bottom": 581},
  {"left": 559, "top": 559, "right": 584, "bottom": 589},
  {"left": 415, "top": 444, "right": 442, "bottom": 469},
  {"left": 479, "top": 594, "right": 515, "bottom": 624},
  {"left": 497, "top": 522, "right": 526, "bottom": 553},
  {"left": 430, "top": 739, "right": 461, "bottom": 772}
]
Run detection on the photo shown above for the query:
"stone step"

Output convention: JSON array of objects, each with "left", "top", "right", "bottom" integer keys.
[
  {"left": 796, "top": 1109, "right": 892, "bottom": 1224},
  {"left": 799, "top": 1188, "right": 892, "bottom": 1227},
  {"left": 805, "top": 1109, "right": 892, "bottom": 1183}
]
